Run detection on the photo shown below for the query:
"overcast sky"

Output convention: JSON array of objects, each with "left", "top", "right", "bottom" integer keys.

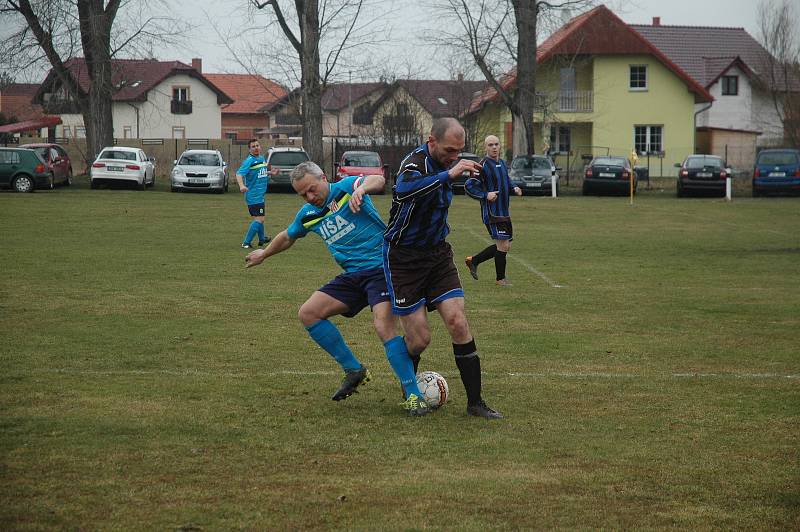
[{"left": 2, "top": 0, "right": 767, "bottom": 84}]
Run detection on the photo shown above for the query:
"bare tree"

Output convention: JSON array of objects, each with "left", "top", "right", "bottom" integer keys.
[
  {"left": 435, "top": 0, "right": 593, "bottom": 157},
  {"left": 0, "top": 0, "right": 181, "bottom": 160},
  {"left": 758, "top": 0, "right": 800, "bottom": 146}
]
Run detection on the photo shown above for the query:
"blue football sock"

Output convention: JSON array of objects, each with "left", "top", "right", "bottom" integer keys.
[
  {"left": 243, "top": 220, "right": 259, "bottom": 245},
  {"left": 256, "top": 221, "right": 265, "bottom": 241},
  {"left": 306, "top": 320, "right": 361, "bottom": 372},
  {"left": 385, "top": 336, "right": 422, "bottom": 399}
]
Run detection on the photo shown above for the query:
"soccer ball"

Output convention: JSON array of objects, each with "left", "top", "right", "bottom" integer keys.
[{"left": 416, "top": 371, "right": 449, "bottom": 408}]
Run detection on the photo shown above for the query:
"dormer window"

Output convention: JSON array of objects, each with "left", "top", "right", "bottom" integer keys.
[
  {"left": 173, "top": 86, "right": 189, "bottom": 101},
  {"left": 721, "top": 75, "right": 738, "bottom": 96}
]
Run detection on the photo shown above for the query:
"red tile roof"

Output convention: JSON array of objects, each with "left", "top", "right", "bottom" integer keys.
[
  {"left": 395, "top": 79, "right": 488, "bottom": 117},
  {"left": 0, "top": 83, "right": 44, "bottom": 121},
  {"left": 320, "top": 82, "right": 387, "bottom": 111},
  {"left": 204, "top": 74, "right": 286, "bottom": 114}
]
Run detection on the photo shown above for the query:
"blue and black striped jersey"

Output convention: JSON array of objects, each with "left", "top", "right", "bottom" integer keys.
[
  {"left": 383, "top": 143, "right": 453, "bottom": 248},
  {"left": 465, "top": 157, "right": 513, "bottom": 225}
]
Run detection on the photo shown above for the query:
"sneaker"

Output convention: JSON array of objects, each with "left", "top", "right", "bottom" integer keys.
[
  {"left": 331, "top": 366, "right": 371, "bottom": 401},
  {"left": 467, "top": 399, "right": 504, "bottom": 419},
  {"left": 401, "top": 393, "right": 431, "bottom": 417},
  {"left": 258, "top": 236, "right": 271, "bottom": 246},
  {"left": 465, "top": 256, "right": 479, "bottom": 280},
  {"left": 241, "top": 243, "right": 252, "bottom": 249},
  {"left": 496, "top": 278, "right": 512, "bottom": 286}
]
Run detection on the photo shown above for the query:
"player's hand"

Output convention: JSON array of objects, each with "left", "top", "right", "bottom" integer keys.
[
  {"left": 513, "top": 186, "right": 522, "bottom": 196},
  {"left": 268, "top": 166, "right": 279, "bottom": 176},
  {"left": 349, "top": 185, "right": 366, "bottom": 213},
  {"left": 239, "top": 185, "right": 249, "bottom": 193},
  {"left": 487, "top": 191, "right": 499, "bottom": 202},
  {"left": 448, "top": 159, "right": 482, "bottom": 180},
  {"left": 245, "top": 248, "right": 266, "bottom": 268}
]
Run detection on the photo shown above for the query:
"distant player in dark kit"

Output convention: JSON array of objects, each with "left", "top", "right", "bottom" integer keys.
[
  {"left": 382, "top": 117, "right": 504, "bottom": 419},
  {"left": 245, "top": 161, "right": 430, "bottom": 416},
  {"left": 465, "top": 135, "right": 522, "bottom": 286},
  {"left": 236, "top": 139, "right": 277, "bottom": 249}
]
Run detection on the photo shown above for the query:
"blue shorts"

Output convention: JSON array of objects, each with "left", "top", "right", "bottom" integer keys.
[
  {"left": 318, "top": 267, "right": 391, "bottom": 318},
  {"left": 248, "top": 203, "right": 265, "bottom": 216}
]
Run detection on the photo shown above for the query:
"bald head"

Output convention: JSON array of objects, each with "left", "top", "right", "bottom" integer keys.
[
  {"left": 430, "top": 117, "right": 464, "bottom": 141},
  {"left": 484, "top": 134, "right": 501, "bottom": 161}
]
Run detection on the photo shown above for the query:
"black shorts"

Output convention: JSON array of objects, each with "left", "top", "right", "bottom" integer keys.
[
  {"left": 318, "top": 267, "right": 391, "bottom": 318},
  {"left": 486, "top": 220, "right": 513, "bottom": 241},
  {"left": 382, "top": 241, "right": 464, "bottom": 316},
  {"left": 248, "top": 203, "right": 265, "bottom": 216}
]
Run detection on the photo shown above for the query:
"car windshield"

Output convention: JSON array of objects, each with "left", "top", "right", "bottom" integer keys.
[
  {"left": 594, "top": 157, "right": 626, "bottom": 166},
  {"left": 511, "top": 157, "right": 551, "bottom": 171},
  {"left": 758, "top": 152, "right": 799, "bottom": 166},
  {"left": 270, "top": 152, "right": 309, "bottom": 166},
  {"left": 99, "top": 150, "right": 136, "bottom": 161},
  {"left": 343, "top": 153, "right": 380, "bottom": 167},
  {"left": 179, "top": 153, "right": 220, "bottom": 166},
  {"left": 686, "top": 157, "right": 722, "bottom": 169}
]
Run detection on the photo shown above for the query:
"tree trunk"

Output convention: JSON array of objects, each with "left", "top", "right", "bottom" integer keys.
[
  {"left": 513, "top": 0, "right": 537, "bottom": 156},
  {"left": 299, "top": 0, "right": 324, "bottom": 163}
]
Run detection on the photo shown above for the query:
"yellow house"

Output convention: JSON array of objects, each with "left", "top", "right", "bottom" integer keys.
[{"left": 465, "top": 5, "right": 713, "bottom": 178}]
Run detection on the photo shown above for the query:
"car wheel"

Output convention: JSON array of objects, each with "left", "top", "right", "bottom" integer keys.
[
  {"left": 49, "top": 174, "right": 55, "bottom": 189},
  {"left": 752, "top": 187, "right": 760, "bottom": 197},
  {"left": 12, "top": 174, "right": 35, "bottom": 193},
  {"left": 65, "top": 169, "right": 73, "bottom": 186},
  {"left": 582, "top": 183, "right": 589, "bottom": 195},
  {"left": 224, "top": 179, "right": 229, "bottom": 193},
  {"left": 150, "top": 174, "right": 156, "bottom": 188},
  {"left": 140, "top": 179, "right": 147, "bottom": 191},
  {"left": 90, "top": 179, "right": 98, "bottom": 189}
]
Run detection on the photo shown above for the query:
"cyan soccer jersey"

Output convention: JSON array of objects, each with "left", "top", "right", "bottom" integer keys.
[
  {"left": 237, "top": 154, "right": 269, "bottom": 205},
  {"left": 287, "top": 175, "right": 386, "bottom": 273}
]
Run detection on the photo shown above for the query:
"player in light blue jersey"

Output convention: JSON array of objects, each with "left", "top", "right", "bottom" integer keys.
[
  {"left": 245, "top": 161, "right": 429, "bottom": 416},
  {"left": 236, "top": 139, "right": 277, "bottom": 249}
]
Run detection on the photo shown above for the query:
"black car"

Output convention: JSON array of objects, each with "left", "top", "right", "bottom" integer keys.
[
  {"left": 0, "top": 147, "right": 53, "bottom": 192},
  {"left": 582, "top": 156, "right": 636, "bottom": 196},
  {"left": 452, "top": 152, "right": 481, "bottom": 194},
  {"left": 510, "top": 155, "right": 560, "bottom": 196},
  {"left": 675, "top": 155, "right": 729, "bottom": 197}
]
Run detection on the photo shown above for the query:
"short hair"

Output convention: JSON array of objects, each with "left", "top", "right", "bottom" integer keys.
[
  {"left": 248, "top": 138, "right": 259, "bottom": 148},
  {"left": 290, "top": 161, "right": 325, "bottom": 183},
  {"left": 431, "top": 117, "right": 464, "bottom": 140}
]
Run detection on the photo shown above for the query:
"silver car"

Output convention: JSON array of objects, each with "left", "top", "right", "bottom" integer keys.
[
  {"left": 510, "top": 155, "right": 560, "bottom": 196},
  {"left": 170, "top": 149, "right": 228, "bottom": 193}
]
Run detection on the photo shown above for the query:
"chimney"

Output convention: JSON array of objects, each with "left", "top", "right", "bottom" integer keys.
[
  {"left": 191, "top": 58, "right": 202, "bottom": 73},
  {"left": 457, "top": 72, "right": 464, "bottom": 82},
  {"left": 652, "top": 17, "right": 661, "bottom": 26}
]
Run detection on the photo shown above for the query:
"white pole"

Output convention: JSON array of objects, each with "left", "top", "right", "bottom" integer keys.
[
  {"left": 551, "top": 175, "right": 558, "bottom": 198},
  {"left": 726, "top": 176, "right": 732, "bottom": 201}
]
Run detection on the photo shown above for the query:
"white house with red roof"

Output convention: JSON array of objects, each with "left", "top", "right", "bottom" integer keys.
[{"left": 34, "top": 57, "right": 233, "bottom": 140}]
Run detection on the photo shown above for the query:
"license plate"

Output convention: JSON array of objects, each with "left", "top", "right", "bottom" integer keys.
[
  {"left": 108, "top": 166, "right": 123, "bottom": 172},
  {"left": 527, "top": 182, "right": 542, "bottom": 188},
  {"left": 188, "top": 178, "right": 205, "bottom": 184},
  {"left": 697, "top": 172, "right": 712, "bottom": 177},
  {"left": 599, "top": 172, "right": 615, "bottom": 177},
  {"left": 769, "top": 172, "right": 786, "bottom": 177}
]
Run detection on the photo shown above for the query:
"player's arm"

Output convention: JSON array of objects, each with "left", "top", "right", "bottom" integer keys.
[
  {"left": 236, "top": 173, "right": 248, "bottom": 193},
  {"left": 245, "top": 230, "right": 295, "bottom": 268},
  {"left": 465, "top": 162, "right": 489, "bottom": 200},
  {"left": 348, "top": 174, "right": 385, "bottom": 213}
]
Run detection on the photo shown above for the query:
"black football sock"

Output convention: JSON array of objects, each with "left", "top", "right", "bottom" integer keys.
[
  {"left": 472, "top": 245, "right": 497, "bottom": 266},
  {"left": 495, "top": 250, "right": 507, "bottom": 280},
  {"left": 453, "top": 338, "right": 482, "bottom": 406}
]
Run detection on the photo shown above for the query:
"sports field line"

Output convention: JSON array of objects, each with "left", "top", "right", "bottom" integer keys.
[
  {"left": 466, "top": 227, "right": 565, "bottom": 288},
  {"left": 33, "top": 368, "right": 800, "bottom": 380}
]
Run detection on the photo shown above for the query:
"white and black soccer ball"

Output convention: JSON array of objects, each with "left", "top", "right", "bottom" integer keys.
[{"left": 416, "top": 371, "right": 449, "bottom": 408}]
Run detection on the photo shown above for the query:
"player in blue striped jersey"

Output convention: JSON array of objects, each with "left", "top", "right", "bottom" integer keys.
[
  {"left": 245, "top": 162, "right": 429, "bottom": 416},
  {"left": 464, "top": 135, "right": 522, "bottom": 286},
  {"left": 236, "top": 139, "right": 276, "bottom": 249}
]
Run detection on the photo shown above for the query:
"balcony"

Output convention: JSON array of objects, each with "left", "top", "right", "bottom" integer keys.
[
  {"left": 171, "top": 99, "right": 193, "bottom": 114},
  {"left": 536, "top": 90, "right": 593, "bottom": 113}
]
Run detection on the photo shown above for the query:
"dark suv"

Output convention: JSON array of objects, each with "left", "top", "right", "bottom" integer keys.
[
  {"left": 0, "top": 147, "right": 53, "bottom": 192},
  {"left": 265, "top": 147, "right": 310, "bottom": 191},
  {"left": 752, "top": 149, "right": 800, "bottom": 196}
]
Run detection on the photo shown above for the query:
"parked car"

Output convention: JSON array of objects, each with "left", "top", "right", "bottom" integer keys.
[
  {"left": 752, "top": 148, "right": 800, "bottom": 197},
  {"left": 510, "top": 155, "right": 560, "bottom": 196},
  {"left": 19, "top": 143, "right": 73, "bottom": 186},
  {"left": 170, "top": 149, "right": 228, "bottom": 193},
  {"left": 334, "top": 150, "right": 388, "bottom": 193},
  {"left": 674, "top": 155, "right": 729, "bottom": 197},
  {"left": 0, "top": 147, "right": 53, "bottom": 192},
  {"left": 90, "top": 146, "right": 155, "bottom": 190},
  {"left": 453, "top": 152, "right": 482, "bottom": 194},
  {"left": 265, "top": 146, "right": 310, "bottom": 190},
  {"left": 582, "top": 155, "right": 636, "bottom": 196}
]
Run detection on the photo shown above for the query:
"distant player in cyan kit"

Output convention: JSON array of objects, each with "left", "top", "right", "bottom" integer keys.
[
  {"left": 236, "top": 138, "right": 277, "bottom": 249},
  {"left": 245, "top": 161, "right": 430, "bottom": 416}
]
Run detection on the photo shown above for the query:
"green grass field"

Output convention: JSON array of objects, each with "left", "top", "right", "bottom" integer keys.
[{"left": 1, "top": 179, "right": 799, "bottom": 530}]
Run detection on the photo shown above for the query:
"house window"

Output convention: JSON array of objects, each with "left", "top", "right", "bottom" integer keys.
[
  {"left": 721, "top": 75, "right": 738, "bottom": 96},
  {"left": 549, "top": 126, "right": 571, "bottom": 154},
  {"left": 123, "top": 126, "right": 132, "bottom": 139},
  {"left": 172, "top": 127, "right": 185, "bottom": 139},
  {"left": 63, "top": 126, "right": 71, "bottom": 138},
  {"left": 225, "top": 132, "right": 237, "bottom": 140},
  {"left": 396, "top": 103, "right": 410, "bottom": 116},
  {"left": 629, "top": 65, "right": 648, "bottom": 91},
  {"left": 634, "top": 125, "right": 663, "bottom": 154},
  {"left": 76, "top": 127, "right": 86, "bottom": 138},
  {"left": 173, "top": 86, "right": 190, "bottom": 101}
]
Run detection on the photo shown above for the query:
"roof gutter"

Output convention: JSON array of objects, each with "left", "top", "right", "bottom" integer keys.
[{"left": 693, "top": 102, "right": 713, "bottom": 152}]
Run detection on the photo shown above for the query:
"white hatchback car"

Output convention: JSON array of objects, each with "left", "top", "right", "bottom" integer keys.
[
  {"left": 170, "top": 149, "right": 228, "bottom": 193},
  {"left": 90, "top": 146, "right": 155, "bottom": 190}
]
